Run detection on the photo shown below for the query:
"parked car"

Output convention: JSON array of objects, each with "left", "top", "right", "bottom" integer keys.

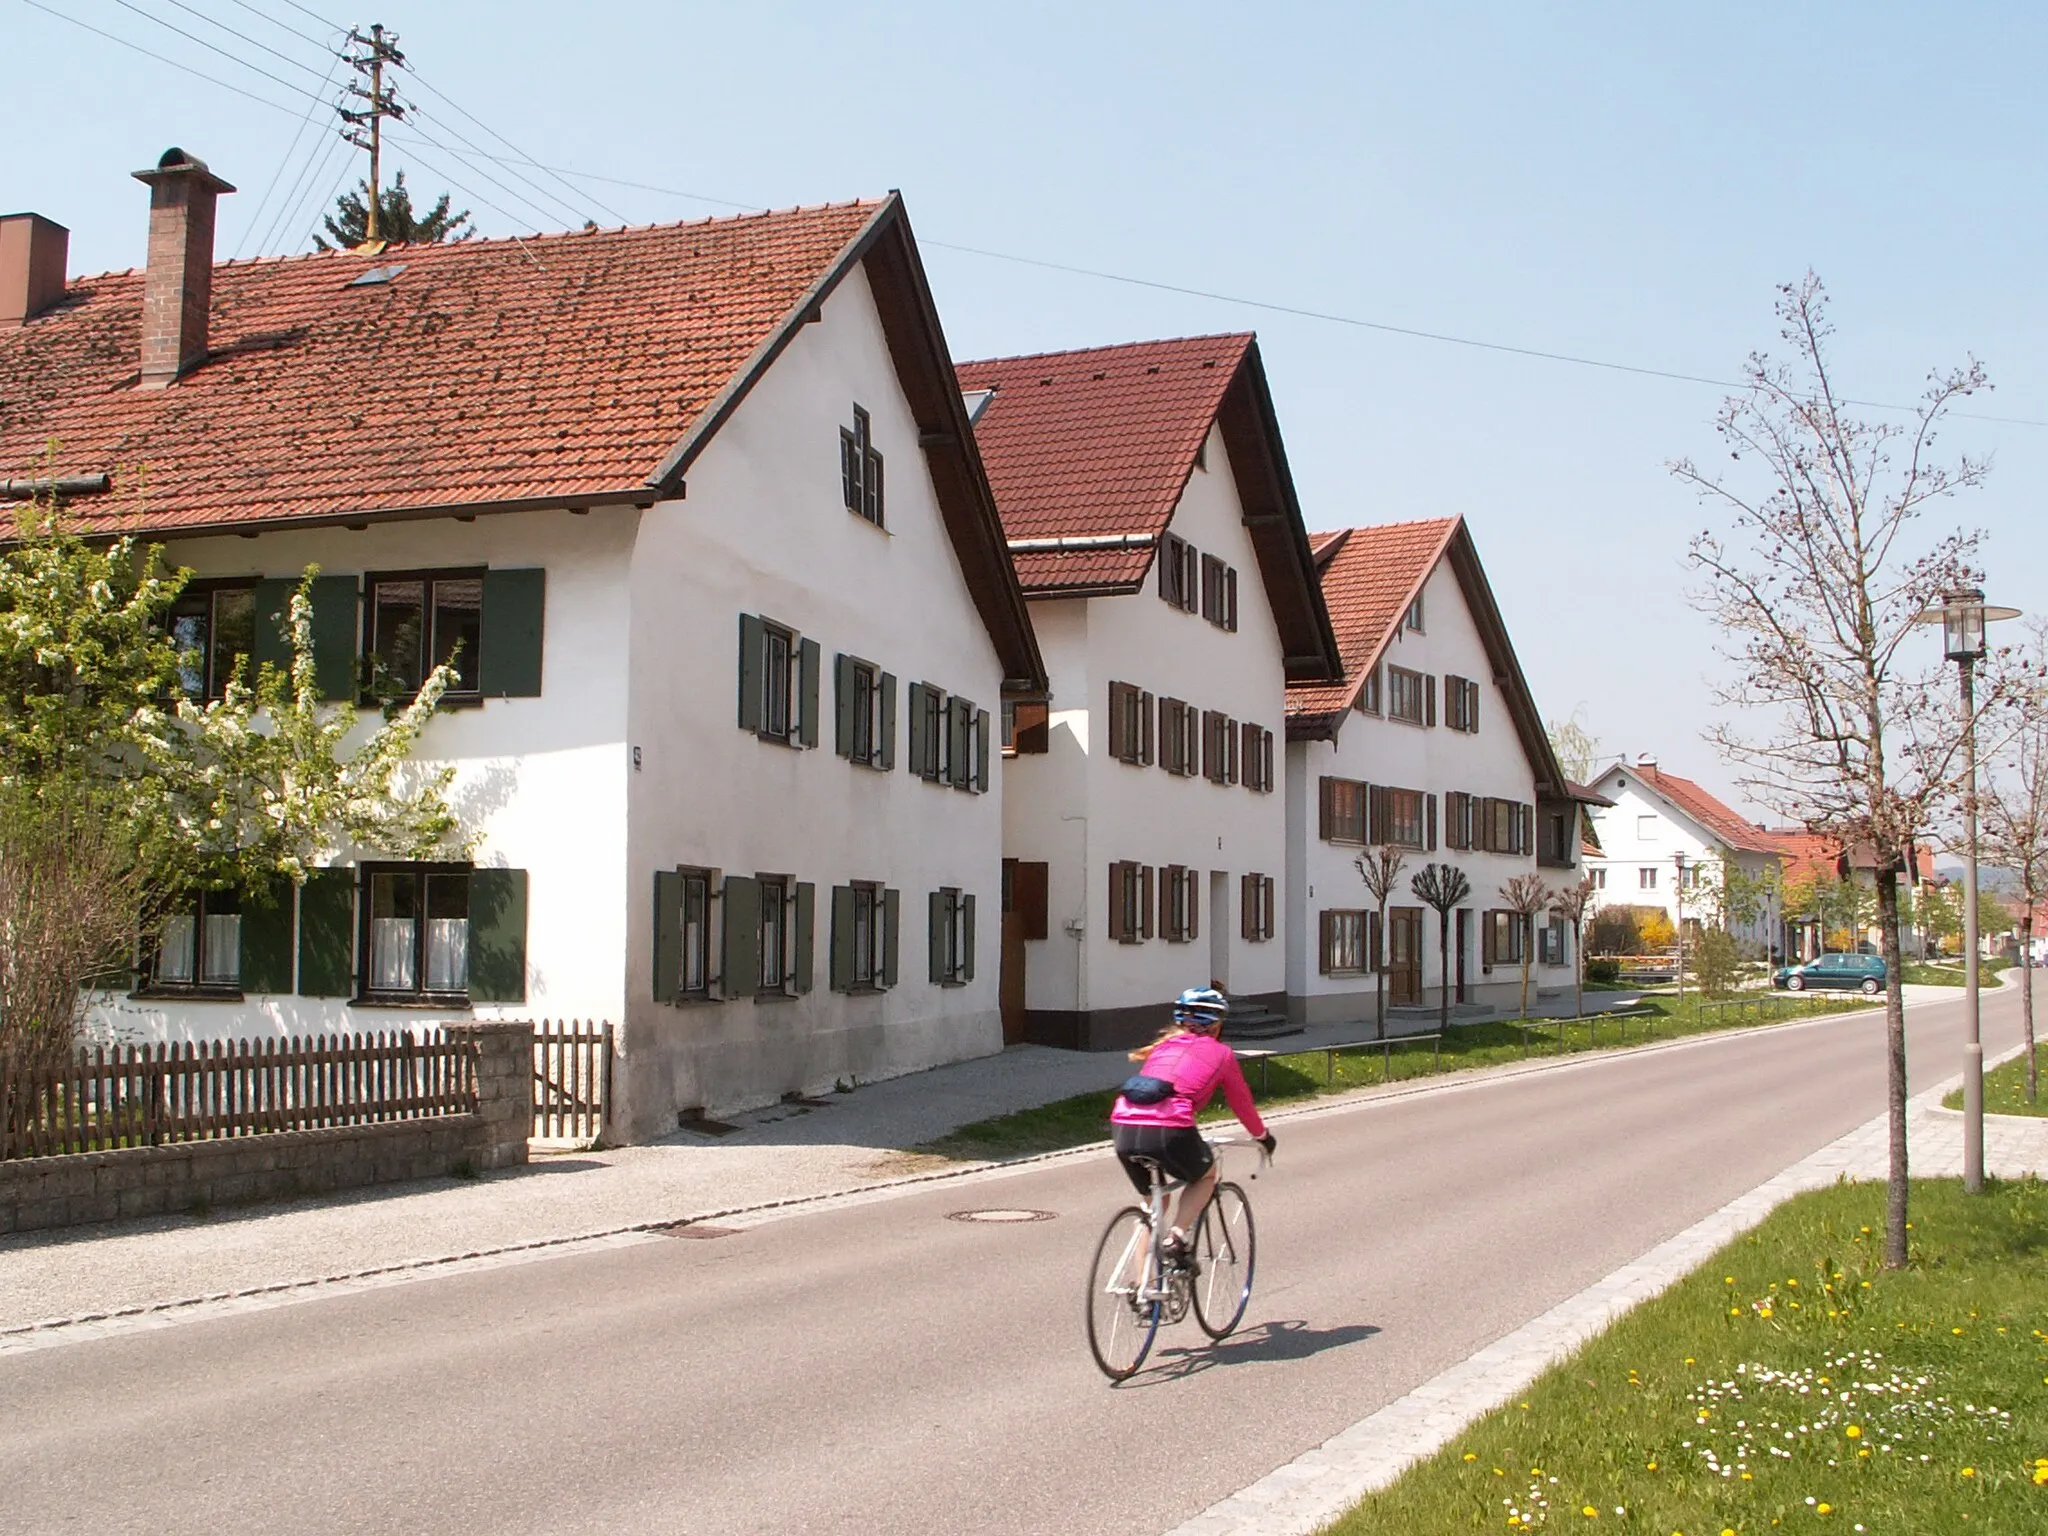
[{"left": 1773, "top": 952, "right": 1887, "bottom": 995}]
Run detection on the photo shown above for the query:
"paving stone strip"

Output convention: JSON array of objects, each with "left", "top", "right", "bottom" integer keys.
[{"left": 1158, "top": 1042, "right": 2048, "bottom": 1536}]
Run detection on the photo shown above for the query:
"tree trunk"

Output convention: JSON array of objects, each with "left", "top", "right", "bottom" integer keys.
[
  {"left": 1876, "top": 869, "right": 1909, "bottom": 1269},
  {"left": 2025, "top": 894, "right": 2038, "bottom": 1103},
  {"left": 1375, "top": 900, "right": 1387, "bottom": 1041},
  {"left": 1574, "top": 919, "right": 1584, "bottom": 1020},
  {"left": 1439, "top": 912, "right": 1452, "bottom": 1034},
  {"left": 1519, "top": 929, "right": 1532, "bottom": 1018}
]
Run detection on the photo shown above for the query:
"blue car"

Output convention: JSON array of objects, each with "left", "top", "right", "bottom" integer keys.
[{"left": 1773, "top": 952, "right": 1886, "bottom": 995}]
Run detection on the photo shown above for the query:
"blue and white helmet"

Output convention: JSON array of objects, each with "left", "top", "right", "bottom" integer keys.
[{"left": 1173, "top": 986, "right": 1230, "bottom": 1028}]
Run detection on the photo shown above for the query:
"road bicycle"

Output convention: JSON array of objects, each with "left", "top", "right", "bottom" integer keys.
[{"left": 1084, "top": 1134, "right": 1266, "bottom": 1381}]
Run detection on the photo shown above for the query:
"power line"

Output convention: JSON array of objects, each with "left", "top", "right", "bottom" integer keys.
[
  {"left": 234, "top": 48, "right": 343, "bottom": 258},
  {"left": 389, "top": 116, "right": 587, "bottom": 231},
  {"left": 216, "top": 0, "right": 332, "bottom": 49},
  {"left": 401, "top": 65, "right": 626, "bottom": 226},
  {"left": 150, "top": 0, "right": 332, "bottom": 86},
  {"left": 295, "top": 134, "right": 356, "bottom": 252},
  {"left": 99, "top": 0, "right": 335, "bottom": 107},
  {"left": 17, "top": 0, "right": 303, "bottom": 114},
  {"left": 260, "top": 111, "right": 347, "bottom": 254}
]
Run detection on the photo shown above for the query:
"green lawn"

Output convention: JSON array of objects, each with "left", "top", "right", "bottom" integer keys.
[
  {"left": 1944, "top": 1044, "right": 2048, "bottom": 1119},
  {"left": 1904, "top": 959, "right": 2012, "bottom": 987},
  {"left": 916, "top": 992, "right": 1862, "bottom": 1161},
  {"left": 1324, "top": 1178, "right": 2048, "bottom": 1535}
]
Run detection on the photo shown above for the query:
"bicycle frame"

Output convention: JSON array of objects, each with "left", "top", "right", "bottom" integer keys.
[{"left": 1125, "top": 1135, "right": 1269, "bottom": 1305}]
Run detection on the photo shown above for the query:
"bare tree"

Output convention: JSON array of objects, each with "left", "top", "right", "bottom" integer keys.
[
  {"left": 1678, "top": 273, "right": 2000, "bottom": 1268},
  {"left": 1500, "top": 872, "right": 1552, "bottom": 1018},
  {"left": 1982, "top": 625, "right": 2048, "bottom": 1103},
  {"left": 1355, "top": 846, "right": 1408, "bottom": 1039},
  {"left": 1409, "top": 863, "right": 1471, "bottom": 1035},
  {"left": 1550, "top": 874, "right": 1597, "bottom": 1020}
]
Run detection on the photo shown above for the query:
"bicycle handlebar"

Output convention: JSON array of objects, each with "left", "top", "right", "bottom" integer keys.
[{"left": 1203, "top": 1133, "right": 1273, "bottom": 1174}]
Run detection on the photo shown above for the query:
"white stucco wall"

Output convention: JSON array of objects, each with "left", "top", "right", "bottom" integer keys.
[
  {"left": 1583, "top": 767, "right": 1779, "bottom": 951},
  {"left": 1002, "top": 423, "right": 1292, "bottom": 1033},
  {"left": 88, "top": 506, "right": 635, "bottom": 1045},
  {"left": 620, "top": 259, "right": 1008, "bottom": 1131},
  {"left": 1285, "top": 555, "right": 1575, "bottom": 1024}
]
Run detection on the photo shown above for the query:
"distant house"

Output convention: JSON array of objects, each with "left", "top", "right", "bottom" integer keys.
[
  {"left": 1765, "top": 829, "right": 1931, "bottom": 959},
  {"left": 2, "top": 150, "right": 1045, "bottom": 1137},
  {"left": 1285, "top": 518, "right": 1595, "bottom": 1022},
  {"left": 957, "top": 335, "right": 1342, "bottom": 1049}
]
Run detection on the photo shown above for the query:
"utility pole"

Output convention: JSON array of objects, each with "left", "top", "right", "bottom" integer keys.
[{"left": 339, "top": 23, "right": 406, "bottom": 245}]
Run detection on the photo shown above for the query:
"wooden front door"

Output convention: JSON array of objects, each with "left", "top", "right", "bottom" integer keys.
[
  {"left": 1000, "top": 860, "right": 1048, "bottom": 1045},
  {"left": 1388, "top": 907, "right": 1424, "bottom": 1007}
]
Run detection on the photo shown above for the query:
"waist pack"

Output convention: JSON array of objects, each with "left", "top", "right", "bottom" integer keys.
[{"left": 1119, "top": 1074, "right": 1177, "bottom": 1105}]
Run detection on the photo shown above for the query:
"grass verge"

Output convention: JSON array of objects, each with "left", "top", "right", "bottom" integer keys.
[
  {"left": 1322, "top": 1177, "right": 2048, "bottom": 1535},
  {"left": 1943, "top": 1044, "right": 2048, "bottom": 1119},
  {"left": 915, "top": 992, "right": 1862, "bottom": 1161},
  {"left": 1903, "top": 960, "right": 2011, "bottom": 988}
]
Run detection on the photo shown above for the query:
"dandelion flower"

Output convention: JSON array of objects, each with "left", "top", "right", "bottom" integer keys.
[
  {"left": 1845, "top": 1425, "right": 1861, "bottom": 1439},
  {"left": 1583, "top": 1507, "right": 1598, "bottom": 1518},
  {"left": 1465, "top": 1453, "right": 1478, "bottom": 1462},
  {"left": 1817, "top": 1505, "right": 1831, "bottom": 1516},
  {"left": 1961, "top": 1466, "right": 1976, "bottom": 1477}
]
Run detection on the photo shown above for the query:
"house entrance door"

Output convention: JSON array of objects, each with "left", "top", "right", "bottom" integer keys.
[
  {"left": 1208, "top": 871, "right": 1230, "bottom": 990},
  {"left": 1388, "top": 907, "right": 1424, "bottom": 1007},
  {"left": 1000, "top": 860, "right": 1027, "bottom": 1044}
]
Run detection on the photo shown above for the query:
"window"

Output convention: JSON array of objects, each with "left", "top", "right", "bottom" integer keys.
[
  {"left": 831, "top": 881, "right": 898, "bottom": 991},
  {"left": 1405, "top": 595, "right": 1425, "bottom": 632},
  {"left": 1484, "top": 909, "right": 1526, "bottom": 968},
  {"left": 168, "top": 583, "right": 258, "bottom": 700},
  {"left": 1388, "top": 666, "right": 1429, "bottom": 725},
  {"left": 1385, "top": 787, "right": 1428, "bottom": 849},
  {"left": 1241, "top": 873, "right": 1275, "bottom": 942},
  {"left": 834, "top": 656, "right": 895, "bottom": 769},
  {"left": 1538, "top": 918, "right": 1569, "bottom": 967},
  {"left": 1445, "top": 790, "right": 1473, "bottom": 851},
  {"left": 1240, "top": 723, "right": 1275, "bottom": 793},
  {"left": 929, "top": 887, "right": 975, "bottom": 984},
  {"left": 738, "top": 614, "right": 820, "bottom": 748},
  {"left": 362, "top": 864, "right": 472, "bottom": 1000},
  {"left": 705, "top": 874, "right": 811, "bottom": 999},
  {"left": 1003, "top": 700, "right": 1050, "bottom": 756},
  {"left": 758, "top": 875, "right": 793, "bottom": 993},
  {"left": 1319, "top": 776, "right": 1367, "bottom": 843},
  {"left": 1637, "top": 814, "right": 1659, "bottom": 840},
  {"left": 1540, "top": 809, "right": 1575, "bottom": 868},
  {"left": 1158, "top": 534, "right": 1198, "bottom": 613},
  {"left": 944, "top": 695, "right": 991, "bottom": 793},
  {"left": 1160, "top": 697, "right": 1199, "bottom": 776},
  {"left": 1200, "top": 554, "right": 1239, "bottom": 631},
  {"left": 1107, "top": 681, "right": 1154, "bottom": 765},
  {"left": 840, "top": 404, "right": 884, "bottom": 527},
  {"left": 1108, "top": 861, "right": 1154, "bottom": 943},
  {"left": 1161, "top": 865, "right": 1199, "bottom": 943},
  {"left": 1356, "top": 666, "right": 1382, "bottom": 715},
  {"left": 908, "top": 681, "right": 946, "bottom": 778},
  {"left": 1319, "top": 910, "right": 1368, "bottom": 974},
  {"left": 1640, "top": 866, "right": 1659, "bottom": 890},
  {"left": 151, "top": 888, "right": 244, "bottom": 991},
  {"left": 366, "top": 571, "right": 483, "bottom": 700},
  {"left": 679, "top": 869, "right": 711, "bottom": 998},
  {"left": 1202, "top": 710, "right": 1239, "bottom": 784},
  {"left": 1591, "top": 867, "right": 1608, "bottom": 890},
  {"left": 1444, "top": 675, "right": 1480, "bottom": 733}
]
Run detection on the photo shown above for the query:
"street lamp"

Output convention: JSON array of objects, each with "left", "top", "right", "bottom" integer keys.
[
  {"left": 1916, "top": 587, "right": 2022, "bottom": 1194},
  {"left": 1673, "top": 850, "right": 1688, "bottom": 1003}
]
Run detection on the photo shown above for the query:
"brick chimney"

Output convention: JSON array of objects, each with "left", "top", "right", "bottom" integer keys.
[
  {"left": 132, "top": 147, "right": 234, "bottom": 388},
  {"left": 0, "top": 213, "right": 68, "bottom": 325}
]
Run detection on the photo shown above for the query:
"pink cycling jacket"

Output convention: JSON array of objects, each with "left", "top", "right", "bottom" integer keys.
[{"left": 1110, "top": 1031, "right": 1267, "bottom": 1137}]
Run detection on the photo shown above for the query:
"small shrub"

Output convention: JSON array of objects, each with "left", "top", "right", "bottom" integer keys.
[
  {"left": 1692, "top": 927, "right": 1742, "bottom": 998},
  {"left": 1586, "top": 957, "right": 1621, "bottom": 984}
]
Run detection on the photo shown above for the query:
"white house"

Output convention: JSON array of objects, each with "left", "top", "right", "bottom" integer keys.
[
  {"left": 956, "top": 335, "right": 1343, "bottom": 1050},
  {"left": 1582, "top": 757, "right": 1782, "bottom": 955},
  {"left": 1285, "top": 518, "right": 1594, "bottom": 1023},
  {"left": 2, "top": 151, "right": 1045, "bottom": 1138}
]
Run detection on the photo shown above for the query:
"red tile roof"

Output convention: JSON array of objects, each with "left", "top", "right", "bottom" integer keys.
[
  {"left": 1286, "top": 517, "right": 1457, "bottom": 722},
  {"left": 1622, "top": 764, "right": 1780, "bottom": 855},
  {"left": 2, "top": 201, "right": 885, "bottom": 532},
  {"left": 1762, "top": 828, "right": 1928, "bottom": 885},
  {"left": 956, "top": 335, "right": 1253, "bottom": 591}
]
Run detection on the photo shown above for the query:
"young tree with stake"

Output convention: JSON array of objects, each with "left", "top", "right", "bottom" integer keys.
[
  {"left": 1409, "top": 863, "right": 1471, "bottom": 1036},
  {"left": 1355, "top": 845, "right": 1407, "bottom": 1039},
  {"left": 1550, "top": 873, "right": 1597, "bottom": 1020}
]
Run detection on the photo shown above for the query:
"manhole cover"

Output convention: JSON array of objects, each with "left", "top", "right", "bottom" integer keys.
[{"left": 947, "top": 1208, "right": 1056, "bottom": 1224}]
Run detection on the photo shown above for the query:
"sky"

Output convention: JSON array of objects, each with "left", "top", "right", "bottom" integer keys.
[{"left": 9, "top": 1, "right": 2045, "bottom": 818}]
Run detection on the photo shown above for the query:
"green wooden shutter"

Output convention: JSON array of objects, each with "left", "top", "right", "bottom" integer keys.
[
  {"left": 737, "top": 615, "right": 765, "bottom": 731},
  {"left": 798, "top": 638, "right": 821, "bottom": 749},
  {"left": 975, "top": 709, "right": 991, "bottom": 793},
  {"left": 252, "top": 576, "right": 295, "bottom": 679},
  {"left": 834, "top": 655, "right": 857, "bottom": 758},
  {"left": 307, "top": 574, "right": 360, "bottom": 702},
  {"left": 297, "top": 867, "right": 355, "bottom": 997},
  {"left": 881, "top": 887, "right": 900, "bottom": 988},
  {"left": 479, "top": 568, "right": 546, "bottom": 699},
  {"left": 653, "top": 869, "right": 682, "bottom": 1004},
  {"left": 239, "top": 876, "right": 296, "bottom": 993},
  {"left": 793, "top": 881, "right": 816, "bottom": 993},
  {"left": 467, "top": 868, "right": 528, "bottom": 1003},
  {"left": 830, "top": 885, "right": 855, "bottom": 991},
  {"left": 878, "top": 674, "right": 898, "bottom": 770},
  {"left": 961, "top": 894, "right": 976, "bottom": 982},
  {"left": 908, "top": 683, "right": 929, "bottom": 776},
  {"left": 722, "top": 875, "right": 760, "bottom": 997},
  {"left": 928, "top": 891, "right": 947, "bottom": 983}
]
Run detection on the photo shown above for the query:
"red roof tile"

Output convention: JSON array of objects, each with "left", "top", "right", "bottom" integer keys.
[
  {"left": 1628, "top": 765, "right": 1780, "bottom": 855},
  {"left": 2, "top": 201, "right": 884, "bottom": 532},
  {"left": 1286, "top": 517, "right": 1457, "bottom": 722}
]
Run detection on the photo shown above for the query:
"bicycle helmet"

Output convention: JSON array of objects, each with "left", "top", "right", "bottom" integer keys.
[{"left": 1173, "top": 986, "right": 1230, "bottom": 1030}]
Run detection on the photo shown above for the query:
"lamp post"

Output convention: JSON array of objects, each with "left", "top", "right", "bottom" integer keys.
[
  {"left": 1917, "top": 588, "right": 2022, "bottom": 1194},
  {"left": 1674, "top": 850, "right": 1688, "bottom": 1003}
]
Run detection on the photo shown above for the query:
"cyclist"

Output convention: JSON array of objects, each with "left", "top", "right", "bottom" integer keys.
[{"left": 1110, "top": 986, "right": 1276, "bottom": 1265}]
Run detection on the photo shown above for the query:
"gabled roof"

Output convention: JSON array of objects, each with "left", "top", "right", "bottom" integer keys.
[
  {"left": 1764, "top": 828, "right": 1928, "bottom": 885},
  {"left": 1286, "top": 515, "right": 1575, "bottom": 800},
  {"left": 1595, "top": 763, "right": 1780, "bottom": 856},
  {"left": 1, "top": 194, "right": 1045, "bottom": 691},
  {"left": 956, "top": 334, "right": 1341, "bottom": 684}
]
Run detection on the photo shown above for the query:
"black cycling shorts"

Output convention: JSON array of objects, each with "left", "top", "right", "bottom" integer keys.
[{"left": 1112, "top": 1123, "right": 1213, "bottom": 1197}]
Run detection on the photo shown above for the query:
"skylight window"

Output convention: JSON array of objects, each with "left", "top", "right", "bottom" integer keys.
[
  {"left": 961, "top": 388, "right": 995, "bottom": 425},
  {"left": 347, "top": 263, "right": 409, "bottom": 288}
]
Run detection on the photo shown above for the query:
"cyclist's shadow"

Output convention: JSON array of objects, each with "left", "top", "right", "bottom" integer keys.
[{"left": 1128, "top": 1319, "right": 1382, "bottom": 1385}]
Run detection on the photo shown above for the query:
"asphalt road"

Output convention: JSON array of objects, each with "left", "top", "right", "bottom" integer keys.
[{"left": 0, "top": 987, "right": 2024, "bottom": 1536}]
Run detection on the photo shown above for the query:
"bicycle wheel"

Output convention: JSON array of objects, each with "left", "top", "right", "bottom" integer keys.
[
  {"left": 1086, "top": 1206, "right": 1160, "bottom": 1381},
  {"left": 1191, "top": 1181, "right": 1256, "bottom": 1339}
]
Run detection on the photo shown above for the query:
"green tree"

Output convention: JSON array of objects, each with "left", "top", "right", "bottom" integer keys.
[{"left": 313, "top": 171, "right": 474, "bottom": 251}]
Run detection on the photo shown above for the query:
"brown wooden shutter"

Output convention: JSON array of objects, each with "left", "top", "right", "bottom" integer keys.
[
  {"left": 1139, "top": 691, "right": 1155, "bottom": 764},
  {"left": 1225, "top": 567, "right": 1238, "bottom": 632},
  {"left": 1368, "top": 783, "right": 1387, "bottom": 845},
  {"left": 1424, "top": 674, "right": 1437, "bottom": 727},
  {"left": 1015, "top": 861, "right": 1049, "bottom": 940},
  {"left": 1467, "top": 679, "right": 1480, "bottom": 733},
  {"left": 1108, "top": 681, "right": 1128, "bottom": 759},
  {"left": 833, "top": 655, "right": 857, "bottom": 758},
  {"left": 1241, "top": 873, "right": 1255, "bottom": 940},
  {"left": 1319, "top": 776, "right": 1336, "bottom": 840},
  {"left": 1140, "top": 865, "right": 1155, "bottom": 939},
  {"left": 1188, "top": 869, "right": 1199, "bottom": 942},
  {"left": 1108, "top": 862, "right": 1127, "bottom": 942},
  {"left": 1263, "top": 876, "right": 1276, "bottom": 941},
  {"left": 1318, "top": 910, "right": 1335, "bottom": 975},
  {"left": 1426, "top": 793, "right": 1438, "bottom": 851}
]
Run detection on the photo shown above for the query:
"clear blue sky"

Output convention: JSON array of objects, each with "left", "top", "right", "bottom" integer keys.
[{"left": 10, "top": 0, "right": 2044, "bottom": 817}]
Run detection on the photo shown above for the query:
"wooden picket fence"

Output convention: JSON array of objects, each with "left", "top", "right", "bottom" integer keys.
[
  {"left": 532, "top": 1020, "right": 612, "bottom": 1142},
  {"left": 0, "top": 1031, "right": 478, "bottom": 1162}
]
